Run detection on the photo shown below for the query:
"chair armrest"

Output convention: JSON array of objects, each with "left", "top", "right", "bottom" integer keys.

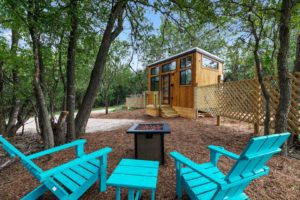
[
  {"left": 39, "top": 147, "right": 112, "bottom": 181},
  {"left": 27, "top": 139, "right": 87, "bottom": 160},
  {"left": 208, "top": 145, "right": 239, "bottom": 160},
  {"left": 170, "top": 151, "right": 226, "bottom": 186},
  {"left": 208, "top": 145, "right": 239, "bottom": 166}
]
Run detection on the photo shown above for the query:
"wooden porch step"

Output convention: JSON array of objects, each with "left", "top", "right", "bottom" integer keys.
[
  {"left": 161, "top": 107, "right": 179, "bottom": 118},
  {"left": 161, "top": 113, "right": 179, "bottom": 118}
]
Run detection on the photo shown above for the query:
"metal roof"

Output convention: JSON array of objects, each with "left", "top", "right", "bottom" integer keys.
[{"left": 147, "top": 47, "right": 224, "bottom": 67}]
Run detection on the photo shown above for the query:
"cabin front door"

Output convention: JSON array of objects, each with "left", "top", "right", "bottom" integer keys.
[{"left": 162, "top": 74, "right": 170, "bottom": 105}]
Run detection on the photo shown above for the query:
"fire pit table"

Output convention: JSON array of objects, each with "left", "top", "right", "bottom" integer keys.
[{"left": 127, "top": 123, "right": 170, "bottom": 165}]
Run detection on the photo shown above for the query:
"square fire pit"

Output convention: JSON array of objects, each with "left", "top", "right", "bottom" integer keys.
[{"left": 127, "top": 123, "right": 171, "bottom": 165}]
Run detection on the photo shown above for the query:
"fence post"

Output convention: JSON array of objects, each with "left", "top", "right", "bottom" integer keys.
[
  {"left": 143, "top": 91, "right": 147, "bottom": 108},
  {"left": 217, "top": 75, "right": 221, "bottom": 126},
  {"left": 154, "top": 92, "right": 157, "bottom": 108},
  {"left": 254, "top": 80, "right": 260, "bottom": 135}
]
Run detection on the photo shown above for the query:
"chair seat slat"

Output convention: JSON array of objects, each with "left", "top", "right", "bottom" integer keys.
[
  {"left": 62, "top": 169, "right": 87, "bottom": 185},
  {"left": 88, "top": 158, "right": 100, "bottom": 167},
  {"left": 71, "top": 165, "right": 94, "bottom": 179},
  {"left": 192, "top": 182, "right": 217, "bottom": 196},
  {"left": 186, "top": 172, "right": 225, "bottom": 188},
  {"left": 80, "top": 161, "right": 99, "bottom": 173},
  {"left": 54, "top": 173, "right": 80, "bottom": 192}
]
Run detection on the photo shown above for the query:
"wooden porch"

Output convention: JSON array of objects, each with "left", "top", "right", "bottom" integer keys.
[{"left": 144, "top": 91, "right": 197, "bottom": 118}]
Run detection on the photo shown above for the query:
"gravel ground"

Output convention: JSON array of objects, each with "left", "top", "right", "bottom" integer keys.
[
  {"left": 17, "top": 108, "right": 141, "bottom": 135},
  {"left": 0, "top": 109, "right": 299, "bottom": 200}
]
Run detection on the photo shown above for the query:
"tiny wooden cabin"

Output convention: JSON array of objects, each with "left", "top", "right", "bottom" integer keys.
[{"left": 145, "top": 47, "right": 224, "bottom": 118}]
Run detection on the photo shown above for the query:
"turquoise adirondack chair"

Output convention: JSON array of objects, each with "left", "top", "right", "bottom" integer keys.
[
  {"left": 0, "top": 135, "right": 112, "bottom": 200},
  {"left": 170, "top": 132, "right": 290, "bottom": 200}
]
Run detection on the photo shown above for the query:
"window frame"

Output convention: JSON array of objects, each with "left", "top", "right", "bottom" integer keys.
[
  {"left": 149, "top": 66, "right": 160, "bottom": 91},
  {"left": 180, "top": 56, "right": 192, "bottom": 69},
  {"left": 150, "top": 76, "right": 160, "bottom": 91},
  {"left": 150, "top": 66, "right": 160, "bottom": 75},
  {"left": 180, "top": 69, "right": 192, "bottom": 85},
  {"left": 162, "top": 61, "right": 176, "bottom": 73},
  {"left": 202, "top": 56, "right": 219, "bottom": 71},
  {"left": 180, "top": 55, "right": 193, "bottom": 85}
]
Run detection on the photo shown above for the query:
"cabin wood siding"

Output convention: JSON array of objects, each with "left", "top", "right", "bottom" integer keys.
[
  {"left": 196, "top": 53, "right": 223, "bottom": 86},
  {"left": 171, "top": 53, "right": 195, "bottom": 108},
  {"left": 147, "top": 51, "right": 223, "bottom": 109}
]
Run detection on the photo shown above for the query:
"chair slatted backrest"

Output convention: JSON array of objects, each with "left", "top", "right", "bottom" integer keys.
[
  {"left": 0, "top": 135, "right": 43, "bottom": 177},
  {"left": 213, "top": 132, "right": 290, "bottom": 199}
]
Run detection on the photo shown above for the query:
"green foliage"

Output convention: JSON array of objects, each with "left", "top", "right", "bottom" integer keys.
[
  {"left": 0, "top": 0, "right": 299, "bottom": 119},
  {"left": 95, "top": 40, "right": 147, "bottom": 107}
]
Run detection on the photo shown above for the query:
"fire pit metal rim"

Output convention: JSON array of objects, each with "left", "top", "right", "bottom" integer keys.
[{"left": 127, "top": 123, "right": 171, "bottom": 134}]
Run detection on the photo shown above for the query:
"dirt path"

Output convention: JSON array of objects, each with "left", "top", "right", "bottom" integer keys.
[
  {"left": 0, "top": 109, "right": 299, "bottom": 200},
  {"left": 18, "top": 108, "right": 142, "bottom": 135}
]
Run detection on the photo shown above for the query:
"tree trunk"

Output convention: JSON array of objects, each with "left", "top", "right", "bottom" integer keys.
[
  {"left": 294, "top": 34, "right": 300, "bottom": 72},
  {"left": 58, "top": 32, "right": 67, "bottom": 110},
  {"left": 275, "top": 0, "right": 295, "bottom": 156},
  {"left": 75, "top": 1, "right": 126, "bottom": 135},
  {"left": 28, "top": 0, "right": 55, "bottom": 148},
  {"left": 105, "top": 98, "right": 109, "bottom": 115},
  {"left": 6, "top": 29, "right": 21, "bottom": 137},
  {"left": 52, "top": 111, "right": 68, "bottom": 145},
  {"left": 275, "top": 0, "right": 293, "bottom": 134},
  {"left": 254, "top": 50, "right": 271, "bottom": 135},
  {"left": 8, "top": 103, "right": 33, "bottom": 137},
  {"left": 66, "top": 0, "right": 79, "bottom": 141},
  {"left": 0, "top": 61, "right": 6, "bottom": 136},
  {"left": 248, "top": 15, "right": 271, "bottom": 135}
]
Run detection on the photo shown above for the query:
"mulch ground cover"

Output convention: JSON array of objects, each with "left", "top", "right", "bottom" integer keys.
[{"left": 0, "top": 109, "right": 300, "bottom": 199}]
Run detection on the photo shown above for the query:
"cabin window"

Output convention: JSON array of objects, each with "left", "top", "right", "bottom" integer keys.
[
  {"left": 162, "top": 64, "right": 168, "bottom": 72},
  {"left": 162, "top": 61, "right": 176, "bottom": 72},
  {"left": 151, "top": 76, "right": 159, "bottom": 91},
  {"left": 169, "top": 61, "right": 176, "bottom": 71},
  {"left": 180, "top": 56, "right": 192, "bottom": 68},
  {"left": 151, "top": 67, "right": 159, "bottom": 75},
  {"left": 202, "top": 57, "right": 218, "bottom": 70},
  {"left": 180, "top": 69, "right": 192, "bottom": 85}
]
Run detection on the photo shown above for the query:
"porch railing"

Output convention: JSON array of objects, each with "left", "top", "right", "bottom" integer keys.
[{"left": 143, "top": 91, "right": 161, "bottom": 108}]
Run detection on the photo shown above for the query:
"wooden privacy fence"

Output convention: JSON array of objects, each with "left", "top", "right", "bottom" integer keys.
[
  {"left": 125, "top": 95, "right": 145, "bottom": 108},
  {"left": 194, "top": 72, "right": 300, "bottom": 135}
]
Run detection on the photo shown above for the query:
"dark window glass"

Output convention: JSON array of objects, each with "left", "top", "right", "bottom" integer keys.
[
  {"left": 180, "top": 58, "right": 186, "bottom": 68},
  {"left": 186, "top": 69, "right": 192, "bottom": 84},
  {"left": 151, "top": 76, "right": 159, "bottom": 91},
  {"left": 180, "top": 56, "right": 192, "bottom": 68},
  {"left": 151, "top": 67, "right": 159, "bottom": 75},
  {"left": 202, "top": 57, "right": 218, "bottom": 69},
  {"left": 186, "top": 56, "right": 192, "bottom": 67},
  {"left": 180, "top": 71, "right": 186, "bottom": 84},
  {"left": 162, "top": 64, "right": 169, "bottom": 72},
  {"left": 180, "top": 69, "right": 192, "bottom": 85},
  {"left": 162, "top": 61, "right": 176, "bottom": 72}
]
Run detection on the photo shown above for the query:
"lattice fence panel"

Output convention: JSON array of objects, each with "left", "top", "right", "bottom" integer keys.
[
  {"left": 219, "top": 79, "right": 259, "bottom": 123},
  {"left": 195, "top": 72, "right": 300, "bottom": 135},
  {"left": 194, "top": 84, "right": 221, "bottom": 115},
  {"left": 289, "top": 72, "right": 300, "bottom": 134}
]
